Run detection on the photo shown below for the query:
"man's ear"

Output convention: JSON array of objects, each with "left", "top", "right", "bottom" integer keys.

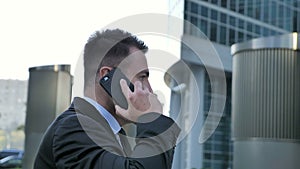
[{"left": 98, "top": 66, "right": 113, "bottom": 79}]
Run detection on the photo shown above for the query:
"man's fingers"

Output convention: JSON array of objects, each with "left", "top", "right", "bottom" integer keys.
[
  {"left": 115, "top": 105, "right": 127, "bottom": 118},
  {"left": 134, "top": 81, "right": 143, "bottom": 91},
  {"left": 119, "top": 79, "right": 132, "bottom": 98}
]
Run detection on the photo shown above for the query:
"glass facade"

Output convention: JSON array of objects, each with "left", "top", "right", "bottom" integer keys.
[
  {"left": 181, "top": 1, "right": 299, "bottom": 168},
  {"left": 203, "top": 73, "right": 232, "bottom": 169},
  {"left": 184, "top": 0, "right": 300, "bottom": 45}
]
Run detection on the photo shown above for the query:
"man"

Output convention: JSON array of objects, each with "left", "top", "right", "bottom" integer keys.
[{"left": 34, "top": 29, "right": 180, "bottom": 169}]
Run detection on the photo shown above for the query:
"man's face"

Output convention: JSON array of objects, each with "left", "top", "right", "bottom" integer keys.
[{"left": 118, "top": 47, "right": 153, "bottom": 93}]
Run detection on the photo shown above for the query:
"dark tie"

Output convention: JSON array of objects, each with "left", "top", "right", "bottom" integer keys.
[{"left": 118, "top": 128, "right": 132, "bottom": 156}]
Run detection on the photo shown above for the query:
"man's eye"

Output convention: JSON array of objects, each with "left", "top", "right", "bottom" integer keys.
[
  {"left": 139, "top": 74, "right": 148, "bottom": 81},
  {"left": 139, "top": 75, "right": 147, "bottom": 80}
]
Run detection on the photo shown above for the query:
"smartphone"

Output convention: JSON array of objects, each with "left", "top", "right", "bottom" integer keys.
[{"left": 99, "top": 68, "right": 134, "bottom": 109}]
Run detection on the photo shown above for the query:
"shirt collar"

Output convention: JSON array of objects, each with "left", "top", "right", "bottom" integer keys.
[{"left": 83, "top": 97, "right": 121, "bottom": 134}]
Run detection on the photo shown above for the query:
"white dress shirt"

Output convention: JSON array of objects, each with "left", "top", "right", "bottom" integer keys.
[{"left": 83, "top": 97, "right": 121, "bottom": 135}]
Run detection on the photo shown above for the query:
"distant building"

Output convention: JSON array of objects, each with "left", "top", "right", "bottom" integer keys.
[
  {"left": 166, "top": 0, "right": 300, "bottom": 169},
  {"left": 0, "top": 79, "right": 27, "bottom": 149},
  {"left": 0, "top": 79, "right": 27, "bottom": 131}
]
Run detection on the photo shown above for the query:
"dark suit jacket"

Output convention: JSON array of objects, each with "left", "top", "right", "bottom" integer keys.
[{"left": 34, "top": 97, "right": 180, "bottom": 169}]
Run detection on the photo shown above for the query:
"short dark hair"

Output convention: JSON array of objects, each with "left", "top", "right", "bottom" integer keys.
[{"left": 83, "top": 29, "right": 148, "bottom": 91}]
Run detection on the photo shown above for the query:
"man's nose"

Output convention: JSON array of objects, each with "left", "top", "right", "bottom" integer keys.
[{"left": 144, "top": 81, "right": 153, "bottom": 93}]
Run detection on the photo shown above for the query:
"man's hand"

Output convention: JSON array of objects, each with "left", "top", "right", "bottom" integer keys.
[{"left": 115, "top": 79, "right": 162, "bottom": 122}]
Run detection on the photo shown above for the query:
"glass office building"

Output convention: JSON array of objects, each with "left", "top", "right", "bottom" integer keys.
[
  {"left": 184, "top": 0, "right": 300, "bottom": 45},
  {"left": 167, "top": 0, "right": 299, "bottom": 169},
  {"left": 202, "top": 74, "right": 232, "bottom": 169}
]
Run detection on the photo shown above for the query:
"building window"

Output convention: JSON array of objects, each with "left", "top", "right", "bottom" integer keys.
[
  {"left": 238, "top": 0, "right": 245, "bottom": 14},
  {"left": 246, "top": 22, "right": 252, "bottom": 32},
  {"left": 191, "top": 2, "right": 198, "bottom": 14},
  {"left": 229, "top": 29, "right": 235, "bottom": 45},
  {"left": 220, "top": 13, "right": 227, "bottom": 24},
  {"left": 248, "top": 0, "right": 254, "bottom": 17},
  {"left": 293, "top": 11, "right": 299, "bottom": 32},
  {"left": 229, "top": 16, "right": 235, "bottom": 26},
  {"left": 263, "top": 27, "right": 269, "bottom": 36},
  {"left": 278, "top": 4, "right": 284, "bottom": 28},
  {"left": 201, "top": 6, "right": 209, "bottom": 17},
  {"left": 238, "top": 31, "right": 244, "bottom": 42},
  {"left": 270, "top": 1, "right": 277, "bottom": 26},
  {"left": 254, "top": 1, "right": 262, "bottom": 20},
  {"left": 230, "top": 0, "right": 236, "bottom": 11},
  {"left": 203, "top": 162, "right": 211, "bottom": 168},
  {"left": 298, "top": 11, "right": 300, "bottom": 32},
  {"left": 200, "top": 19, "right": 208, "bottom": 36},
  {"left": 210, "top": 22, "right": 217, "bottom": 41},
  {"left": 204, "top": 153, "right": 211, "bottom": 160},
  {"left": 238, "top": 19, "right": 244, "bottom": 29},
  {"left": 246, "top": 34, "right": 252, "bottom": 40},
  {"left": 262, "top": 1, "right": 269, "bottom": 23},
  {"left": 211, "top": 0, "right": 218, "bottom": 6},
  {"left": 270, "top": 30, "right": 277, "bottom": 36},
  {"left": 221, "top": 0, "right": 227, "bottom": 8},
  {"left": 191, "top": 16, "right": 198, "bottom": 36},
  {"left": 191, "top": 16, "right": 198, "bottom": 27},
  {"left": 220, "top": 26, "right": 227, "bottom": 45},
  {"left": 285, "top": 7, "right": 292, "bottom": 31},
  {"left": 255, "top": 24, "right": 260, "bottom": 35},
  {"left": 211, "top": 9, "right": 218, "bottom": 20}
]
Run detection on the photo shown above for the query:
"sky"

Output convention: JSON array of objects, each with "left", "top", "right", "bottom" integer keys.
[
  {"left": 0, "top": 0, "right": 182, "bottom": 115},
  {"left": 0, "top": 0, "right": 171, "bottom": 80}
]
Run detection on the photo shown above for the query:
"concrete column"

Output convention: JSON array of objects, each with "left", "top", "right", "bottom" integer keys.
[
  {"left": 23, "top": 65, "right": 72, "bottom": 169},
  {"left": 231, "top": 33, "right": 300, "bottom": 169}
]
